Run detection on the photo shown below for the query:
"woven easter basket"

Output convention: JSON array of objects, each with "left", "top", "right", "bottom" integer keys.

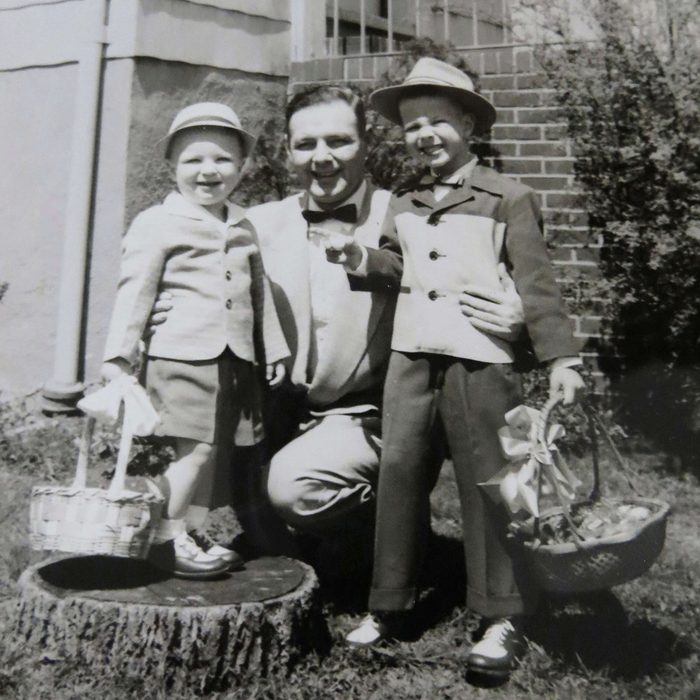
[
  {"left": 29, "top": 416, "right": 164, "bottom": 559},
  {"left": 510, "top": 397, "right": 670, "bottom": 594}
]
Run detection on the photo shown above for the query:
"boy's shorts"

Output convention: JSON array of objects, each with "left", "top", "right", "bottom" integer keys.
[{"left": 144, "top": 349, "right": 264, "bottom": 446}]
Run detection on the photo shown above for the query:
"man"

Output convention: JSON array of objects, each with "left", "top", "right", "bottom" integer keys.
[{"left": 152, "top": 85, "right": 525, "bottom": 561}]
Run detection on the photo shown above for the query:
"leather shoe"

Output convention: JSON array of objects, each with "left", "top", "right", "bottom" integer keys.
[
  {"left": 189, "top": 531, "right": 245, "bottom": 571},
  {"left": 148, "top": 532, "right": 231, "bottom": 580},
  {"left": 467, "top": 617, "right": 524, "bottom": 677}
]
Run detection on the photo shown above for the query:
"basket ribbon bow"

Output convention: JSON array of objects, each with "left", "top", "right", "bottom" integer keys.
[
  {"left": 77, "top": 375, "right": 160, "bottom": 437},
  {"left": 478, "top": 405, "right": 580, "bottom": 516}
]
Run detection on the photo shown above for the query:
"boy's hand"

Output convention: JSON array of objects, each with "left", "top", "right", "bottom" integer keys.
[
  {"left": 459, "top": 263, "right": 525, "bottom": 341},
  {"left": 266, "top": 361, "right": 286, "bottom": 389},
  {"left": 549, "top": 366, "right": 585, "bottom": 405},
  {"left": 101, "top": 358, "right": 131, "bottom": 382},
  {"left": 145, "top": 291, "right": 174, "bottom": 338},
  {"left": 324, "top": 233, "right": 363, "bottom": 270}
]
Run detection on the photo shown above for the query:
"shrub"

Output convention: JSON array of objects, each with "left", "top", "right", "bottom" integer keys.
[{"left": 536, "top": 0, "right": 700, "bottom": 463}]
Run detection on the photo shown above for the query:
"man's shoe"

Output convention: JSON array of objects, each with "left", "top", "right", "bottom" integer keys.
[
  {"left": 345, "top": 614, "right": 388, "bottom": 647},
  {"left": 149, "top": 532, "right": 231, "bottom": 580},
  {"left": 467, "top": 617, "right": 524, "bottom": 677},
  {"left": 189, "top": 531, "right": 245, "bottom": 571}
]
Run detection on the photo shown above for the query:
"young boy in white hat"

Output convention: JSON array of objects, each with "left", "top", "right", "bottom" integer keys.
[
  {"left": 102, "top": 102, "right": 289, "bottom": 579},
  {"left": 339, "top": 57, "right": 585, "bottom": 676}
]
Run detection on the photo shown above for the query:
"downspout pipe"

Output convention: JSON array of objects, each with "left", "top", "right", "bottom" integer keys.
[{"left": 42, "top": 0, "right": 108, "bottom": 413}]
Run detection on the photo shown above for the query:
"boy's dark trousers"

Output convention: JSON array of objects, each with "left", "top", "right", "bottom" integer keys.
[{"left": 369, "top": 351, "right": 539, "bottom": 618}]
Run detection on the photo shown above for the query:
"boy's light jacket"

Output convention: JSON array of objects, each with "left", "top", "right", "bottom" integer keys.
[
  {"left": 104, "top": 192, "right": 289, "bottom": 367},
  {"left": 361, "top": 165, "right": 580, "bottom": 364}
]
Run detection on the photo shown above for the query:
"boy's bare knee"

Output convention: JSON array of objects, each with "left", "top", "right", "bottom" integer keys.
[{"left": 176, "top": 438, "right": 215, "bottom": 465}]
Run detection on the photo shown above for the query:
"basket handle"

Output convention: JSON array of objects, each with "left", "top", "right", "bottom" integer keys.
[
  {"left": 536, "top": 395, "right": 604, "bottom": 502},
  {"left": 74, "top": 405, "right": 134, "bottom": 495},
  {"left": 533, "top": 395, "right": 639, "bottom": 541},
  {"left": 533, "top": 395, "right": 599, "bottom": 544},
  {"left": 107, "top": 417, "right": 133, "bottom": 497},
  {"left": 72, "top": 416, "right": 96, "bottom": 489}
]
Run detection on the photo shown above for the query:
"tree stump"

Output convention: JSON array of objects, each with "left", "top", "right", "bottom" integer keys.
[{"left": 13, "top": 555, "right": 326, "bottom": 694}]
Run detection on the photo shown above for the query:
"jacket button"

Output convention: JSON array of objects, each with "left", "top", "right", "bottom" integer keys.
[
  {"left": 225, "top": 299, "right": 232, "bottom": 309},
  {"left": 225, "top": 271, "right": 232, "bottom": 280},
  {"left": 428, "top": 290, "right": 439, "bottom": 301},
  {"left": 429, "top": 250, "right": 439, "bottom": 260}
]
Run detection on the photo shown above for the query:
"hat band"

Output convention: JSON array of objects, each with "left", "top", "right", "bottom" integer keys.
[
  {"left": 402, "top": 76, "right": 476, "bottom": 92},
  {"left": 173, "top": 115, "right": 241, "bottom": 132}
]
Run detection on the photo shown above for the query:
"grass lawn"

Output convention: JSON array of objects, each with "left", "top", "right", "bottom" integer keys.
[{"left": 0, "top": 401, "right": 698, "bottom": 699}]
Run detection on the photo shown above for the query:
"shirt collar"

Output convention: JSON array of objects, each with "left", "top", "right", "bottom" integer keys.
[
  {"left": 431, "top": 156, "right": 479, "bottom": 184},
  {"left": 163, "top": 191, "right": 247, "bottom": 225},
  {"left": 307, "top": 180, "right": 367, "bottom": 213}
]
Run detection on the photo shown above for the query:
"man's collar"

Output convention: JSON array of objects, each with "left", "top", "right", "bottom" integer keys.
[
  {"left": 163, "top": 191, "right": 247, "bottom": 225},
  {"left": 306, "top": 180, "right": 368, "bottom": 213}
]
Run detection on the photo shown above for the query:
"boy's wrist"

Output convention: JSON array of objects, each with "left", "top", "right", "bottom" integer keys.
[{"left": 101, "top": 358, "right": 132, "bottom": 381}]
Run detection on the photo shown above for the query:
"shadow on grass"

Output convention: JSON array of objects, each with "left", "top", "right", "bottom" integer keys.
[
  {"left": 411, "top": 533, "right": 467, "bottom": 638},
  {"left": 317, "top": 533, "right": 468, "bottom": 638},
  {"left": 529, "top": 590, "right": 695, "bottom": 679}
]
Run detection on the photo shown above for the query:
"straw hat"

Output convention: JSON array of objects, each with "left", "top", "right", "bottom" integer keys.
[
  {"left": 369, "top": 57, "right": 497, "bottom": 133},
  {"left": 163, "top": 102, "right": 256, "bottom": 158}
]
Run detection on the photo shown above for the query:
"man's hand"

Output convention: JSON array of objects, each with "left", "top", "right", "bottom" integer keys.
[
  {"left": 101, "top": 358, "right": 131, "bottom": 382},
  {"left": 549, "top": 366, "right": 585, "bottom": 406},
  {"left": 145, "top": 291, "right": 173, "bottom": 338},
  {"left": 324, "top": 232, "right": 363, "bottom": 270},
  {"left": 266, "top": 361, "right": 286, "bottom": 389},
  {"left": 458, "top": 263, "right": 525, "bottom": 341}
]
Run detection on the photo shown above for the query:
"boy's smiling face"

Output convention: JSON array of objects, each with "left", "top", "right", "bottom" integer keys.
[
  {"left": 169, "top": 128, "right": 244, "bottom": 215},
  {"left": 399, "top": 94, "right": 475, "bottom": 177}
]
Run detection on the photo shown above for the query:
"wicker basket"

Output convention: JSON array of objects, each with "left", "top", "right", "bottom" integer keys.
[
  {"left": 29, "top": 416, "right": 164, "bottom": 559},
  {"left": 511, "top": 397, "right": 670, "bottom": 594}
]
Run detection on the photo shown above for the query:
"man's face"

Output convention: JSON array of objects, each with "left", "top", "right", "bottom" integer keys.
[
  {"left": 399, "top": 94, "right": 474, "bottom": 177},
  {"left": 287, "top": 100, "right": 367, "bottom": 208}
]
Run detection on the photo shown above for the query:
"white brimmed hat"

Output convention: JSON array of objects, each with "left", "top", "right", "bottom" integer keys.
[
  {"left": 163, "top": 102, "right": 257, "bottom": 158},
  {"left": 369, "top": 57, "right": 497, "bottom": 133}
]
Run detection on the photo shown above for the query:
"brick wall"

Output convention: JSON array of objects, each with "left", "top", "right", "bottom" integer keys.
[{"left": 290, "top": 44, "right": 607, "bottom": 392}]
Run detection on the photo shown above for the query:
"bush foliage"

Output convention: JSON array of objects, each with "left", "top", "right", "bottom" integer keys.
[{"left": 536, "top": 0, "right": 700, "bottom": 460}]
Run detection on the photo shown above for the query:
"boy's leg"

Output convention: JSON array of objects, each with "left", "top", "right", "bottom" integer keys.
[
  {"left": 162, "top": 438, "right": 217, "bottom": 519},
  {"left": 369, "top": 352, "right": 444, "bottom": 612},
  {"left": 439, "top": 360, "right": 538, "bottom": 619},
  {"left": 150, "top": 438, "right": 231, "bottom": 578}
]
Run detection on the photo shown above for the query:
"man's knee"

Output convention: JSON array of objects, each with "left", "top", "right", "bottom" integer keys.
[{"left": 266, "top": 451, "right": 303, "bottom": 519}]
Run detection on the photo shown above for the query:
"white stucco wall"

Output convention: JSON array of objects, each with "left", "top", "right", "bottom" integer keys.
[{"left": 0, "top": 0, "right": 291, "bottom": 397}]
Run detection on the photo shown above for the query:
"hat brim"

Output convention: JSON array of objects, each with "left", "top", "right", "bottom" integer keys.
[
  {"left": 369, "top": 83, "right": 497, "bottom": 134},
  {"left": 162, "top": 123, "right": 257, "bottom": 159}
]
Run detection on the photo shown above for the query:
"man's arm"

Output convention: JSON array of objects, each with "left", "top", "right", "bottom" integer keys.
[{"left": 325, "top": 201, "right": 403, "bottom": 292}]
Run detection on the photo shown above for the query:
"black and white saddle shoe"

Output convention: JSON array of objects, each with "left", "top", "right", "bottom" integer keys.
[{"left": 466, "top": 617, "right": 524, "bottom": 677}]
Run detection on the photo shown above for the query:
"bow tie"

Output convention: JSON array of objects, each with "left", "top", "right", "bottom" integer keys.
[{"left": 301, "top": 203, "right": 358, "bottom": 224}]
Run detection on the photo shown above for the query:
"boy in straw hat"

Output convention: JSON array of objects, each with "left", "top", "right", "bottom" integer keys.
[
  {"left": 337, "top": 57, "right": 585, "bottom": 676},
  {"left": 102, "top": 102, "right": 289, "bottom": 579}
]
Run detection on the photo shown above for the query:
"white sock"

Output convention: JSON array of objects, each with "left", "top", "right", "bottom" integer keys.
[
  {"left": 154, "top": 517, "right": 186, "bottom": 543},
  {"left": 185, "top": 505, "right": 209, "bottom": 531}
]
